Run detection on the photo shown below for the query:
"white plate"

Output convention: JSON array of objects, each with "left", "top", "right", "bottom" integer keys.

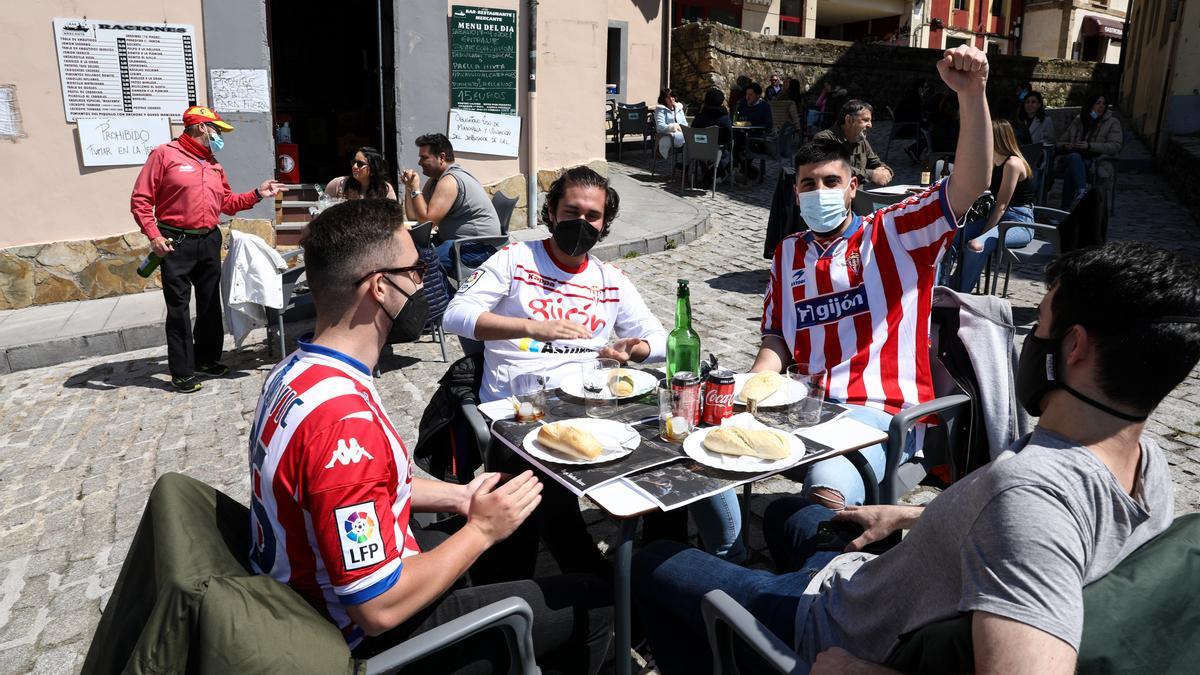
[
  {"left": 558, "top": 368, "right": 658, "bottom": 401},
  {"left": 732, "top": 373, "right": 808, "bottom": 408},
  {"left": 522, "top": 418, "right": 640, "bottom": 465},
  {"left": 683, "top": 425, "right": 805, "bottom": 473}
]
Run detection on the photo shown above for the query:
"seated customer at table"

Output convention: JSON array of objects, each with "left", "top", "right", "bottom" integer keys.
[
  {"left": 691, "top": 88, "right": 734, "bottom": 184},
  {"left": 634, "top": 240, "right": 1200, "bottom": 673},
  {"left": 325, "top": 146, "right": 398, "bottom": 201},
  {"left": 1016, "top": 90, "right": 1056, "bottom": 145},
  {"left": 443, "top": 165, "right": 746, "bottom": 562},
  {"left": 754, "top": 44, "right": 993, "bottom": 515},
  {"left": 1056, "top": 93, "right": 1122, "bottom": 209},
  {"left": 654, "top": 87, "right": 689, "bottom": 160},
  {"left": 813, "top": 99, "right": 893, "bottom": 186},
  {"left": 954, "top": 119, "right": 1036, "bottom": 292},
  {"left": 248, "top": 198, "right": 612, "bottom": 672}
]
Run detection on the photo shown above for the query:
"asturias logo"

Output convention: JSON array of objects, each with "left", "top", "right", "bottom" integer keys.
[
  {"left": 343, "top": 510, "right": 376, "bottom": 544},
  {"left": 325, "top": 438, "right": 374, "bottom": 468}
]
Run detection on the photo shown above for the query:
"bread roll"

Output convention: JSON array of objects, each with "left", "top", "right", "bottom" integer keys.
[
  {"left": 537, "top": 422, "right": 604, "bottom": 460},
  {"left": 741, "top": 371, "right": 783, "bottom": 403},
  {"left": 608, "top": 369, "right": 636, "bottom": 397},
  {"left": 703, "top": 427, "right": 791, "bottom": 460}
]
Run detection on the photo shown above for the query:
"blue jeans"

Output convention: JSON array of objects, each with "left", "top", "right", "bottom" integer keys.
[
  {"left": 1061, "top": 152, "right": 1090, "bottom": 208},
  {"left": 954, "top": 205, "right": 1034, "bottom": 293},
  {"left": 802, "top": 405, "right": 915, "bottom": 507},
  {"left": 689, "top": 490, "right": 746, "bottom": 562},
  {"left": 632, "top": 540, "right": 834, "bottom": 673},
  {"left": 435, "top": 240, "right": 498, "bottom": 283}
]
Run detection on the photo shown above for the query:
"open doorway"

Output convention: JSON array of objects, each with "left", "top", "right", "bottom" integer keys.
[{"left": 266, "top": 0, "right": 396, "bottom": 187}]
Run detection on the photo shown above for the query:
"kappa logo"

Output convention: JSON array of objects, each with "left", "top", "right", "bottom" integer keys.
[{"left": 324, "top": 438, "right": 374, "bottom": 468}]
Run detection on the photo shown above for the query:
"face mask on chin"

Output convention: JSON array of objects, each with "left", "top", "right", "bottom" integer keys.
[
  {"left": 550, "top": 218, "right": 602, "bottom": 257},
  {"left": 797, "top": 186, "right": 851, "bottom": 234}
]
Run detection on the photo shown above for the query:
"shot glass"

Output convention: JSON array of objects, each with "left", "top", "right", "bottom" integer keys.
[
  {"left": 581, "top": 358, "right": 620, "bottom": 418},
  {"left": 657, "top": 378, "right": 697, "bottom": 443},
  {"left": 511, "top": 371, "right": 548, "bottom": 422},
  {"left": 786, "top": 364, "right": 826, "bottom": 428}
]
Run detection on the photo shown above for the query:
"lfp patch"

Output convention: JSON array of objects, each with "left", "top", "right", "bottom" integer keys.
[
  {"left": 334, "top": 502, "right": 386, "bottom": 571},
  {"left": 459, "top": 269, "right": 484, "bottom": 293}
]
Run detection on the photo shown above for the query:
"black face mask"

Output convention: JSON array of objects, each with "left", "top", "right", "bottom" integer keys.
[
  {"left": 380, "top": 276, "right": 429, "bottom": 344},
  {"left": 1016, "top": 324, "right": 1148, "bottom": 422},
  {"left": 551, "top": 218, "right": 602, "bottom": 257}
]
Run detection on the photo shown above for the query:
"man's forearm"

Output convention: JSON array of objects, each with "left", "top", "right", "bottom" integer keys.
[
  {"left": 949, "top": 90, "right": 992, "bottom": 217},
  {"left": 472, "top": 312, "right": 535, "bottom": 341},
  {"left": 405, "top": 191, "right": 429, "bottom": 222},
  {"left": 750, "top": 336, "right": 789, "bottom": 373},
  {"left": 411, "top": 477, "right": 467, "bottom": 514}
]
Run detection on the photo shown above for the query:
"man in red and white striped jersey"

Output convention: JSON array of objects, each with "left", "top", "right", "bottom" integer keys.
[
  {"left": 752, "top": 45, "right": 994, "bottom": 513},
  {"left": 249, "top": 199, "right": 611, "bottom": 672}
]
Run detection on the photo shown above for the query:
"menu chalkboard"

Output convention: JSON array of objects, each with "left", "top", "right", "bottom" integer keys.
[{"left": 449, "top": 5, "right": 517, "bottom": 116}]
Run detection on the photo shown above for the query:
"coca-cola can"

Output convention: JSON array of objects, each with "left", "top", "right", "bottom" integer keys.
[
  {"left": 670, "top": 371, "right": 702, "bottom": 427},
  {"left": 702, "top": 369, "right": 736, "bottom": 425}
]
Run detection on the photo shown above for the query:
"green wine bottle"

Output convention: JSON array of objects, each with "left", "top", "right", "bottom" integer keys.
[
  {"left": 137, "top": 252, "right": 163, "bottom": 278},
  {"left": 666, "top": 279, "right": 701, "bottom": 379}
]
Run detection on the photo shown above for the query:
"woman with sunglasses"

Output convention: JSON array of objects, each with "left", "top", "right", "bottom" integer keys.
[{"left": 325, "top": 146, "right": 398, "bottom": 201}]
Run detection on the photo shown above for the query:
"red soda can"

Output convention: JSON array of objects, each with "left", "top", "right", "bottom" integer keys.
[
  {"left": 702, "top": 369, "right": 736, "bottom": 425},
  {"left": 670, "top": 371, "right": 702, "bottom": 427}
]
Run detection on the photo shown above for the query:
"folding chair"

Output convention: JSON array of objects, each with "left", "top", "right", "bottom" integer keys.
[
  {"left": 613, "top": 103, "right": 650, "bottom": 160},
  {"left": 682, "top": 126, "right": 727, "bottom": 198},
  {"left": 989, "top": 207, "right": 1064, "bottom": 298}
]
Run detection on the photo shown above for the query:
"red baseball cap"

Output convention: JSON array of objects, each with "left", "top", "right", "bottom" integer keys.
[{"left": 182, "top": 106, "right": 234, "bottom": 132}]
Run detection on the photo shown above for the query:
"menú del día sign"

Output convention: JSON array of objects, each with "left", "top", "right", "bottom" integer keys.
[{"left": 449, "top": 6, "right": 517, "bottom": 116}]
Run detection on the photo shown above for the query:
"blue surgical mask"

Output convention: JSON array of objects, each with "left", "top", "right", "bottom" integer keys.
[
  {"left": 208, "top": 130, "right": 225, "bottom": 152},
  {"left": 1089, "top": 110, "right": 1100, "bottom": 120},
  {"left": 798, "top": 186, "right": 850, "bottom": 234}
]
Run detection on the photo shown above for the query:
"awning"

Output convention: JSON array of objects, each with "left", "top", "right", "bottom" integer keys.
[{"left": 1082, "top": 15, "right": 1123, "bottom": 40}]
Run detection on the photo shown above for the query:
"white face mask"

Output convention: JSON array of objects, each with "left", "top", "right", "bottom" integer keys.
[{"left": 797, "top": 186, "right": 850, "bottom": 234}]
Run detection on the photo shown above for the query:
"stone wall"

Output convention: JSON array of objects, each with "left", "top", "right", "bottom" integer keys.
[
  {"left": 671, "top": 22, "right": 1120, "bottom": 115},
  {"left": 482, "top": 159, "right": 609, "bottom": 229},
  {"left": 0, "top": 218, "right": 275, "bottom": 310}
]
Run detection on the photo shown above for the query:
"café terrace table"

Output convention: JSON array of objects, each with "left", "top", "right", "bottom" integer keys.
[{"left": 485, "top": 383, "right": 883, "bottom": 675}]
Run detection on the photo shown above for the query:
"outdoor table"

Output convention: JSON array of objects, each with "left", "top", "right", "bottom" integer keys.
[
  {"left": 484, "top": 376, "right": 883, "bottom": 675},
  {"left": 866, "top": 183, "right": 926, "bottom": 196},
  {"left": 731, "top": 124, "right": 768, "bottom": 176}
]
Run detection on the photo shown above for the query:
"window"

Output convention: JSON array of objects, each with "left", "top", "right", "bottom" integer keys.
[
  {"left": 954, "top": 0, "right": 968, "bottom": 9},
  {"left": 780, "top": 0, "right": 802, "bottom": 36},
  {"left": 946, "top": 35, "right": 970, "bottom": 49},
  {"left": 606, "top": 23, "right": 627, "bottom": 98}
]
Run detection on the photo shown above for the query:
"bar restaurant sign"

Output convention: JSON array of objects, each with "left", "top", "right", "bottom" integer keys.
[
  {"left": 449, "top": 5, "right": 517, "bottom": 116},
  {"left": 52, "top": 18, "right": 197, "bottom": 122}
]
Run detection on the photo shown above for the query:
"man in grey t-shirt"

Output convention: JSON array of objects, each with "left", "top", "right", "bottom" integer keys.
[
  {"left": 632, "top": 241, "right": 1200, "bottom": 674},
  {"left": 401, "top": 133, "right": 502, "bottom": 279}
]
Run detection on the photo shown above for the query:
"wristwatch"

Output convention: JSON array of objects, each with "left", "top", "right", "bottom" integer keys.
[{"left": 409, "top": 190, "right": 421, "bottom": 199}]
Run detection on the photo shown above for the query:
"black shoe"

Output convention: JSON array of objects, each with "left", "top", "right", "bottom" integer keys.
[
  {"left": 195, "top": 362, "right": 229, "bottom": 377},
  {"left": 171, "top": 376, "right": 202, "bottom": 393}
]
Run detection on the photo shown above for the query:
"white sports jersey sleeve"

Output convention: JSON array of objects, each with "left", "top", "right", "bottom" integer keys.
[{"left": 442, "top": 245, "right": 516, "bottom": 339}]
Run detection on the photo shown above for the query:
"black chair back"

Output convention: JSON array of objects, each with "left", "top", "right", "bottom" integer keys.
[{"left": 491, "top": 192, "right": 519, "bottom": 235}]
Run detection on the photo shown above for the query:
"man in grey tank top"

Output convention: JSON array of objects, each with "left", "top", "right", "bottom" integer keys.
[{"left": 401, "top": 133, "right": 503, "bottom": 279}]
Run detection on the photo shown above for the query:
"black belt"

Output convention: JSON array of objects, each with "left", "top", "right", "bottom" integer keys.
[{"left": 158, "top": 224, "right": 216, "bottom": 239}]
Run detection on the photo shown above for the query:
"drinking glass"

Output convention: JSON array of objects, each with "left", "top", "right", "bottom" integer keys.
[
  {"left": 511, "top": 370, "right": 548, "bottom": 422},
  {"left": 787, "top": 364, "right": 826, "bottom": 428},
  {"left": 581, "top": 358, "right": 620, "bottom": 418},
  {"left": 657, "top": 378, "right": 697, "bottom": 442}
]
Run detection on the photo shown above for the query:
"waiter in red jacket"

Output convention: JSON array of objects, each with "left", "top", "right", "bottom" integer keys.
[{"left": 131, "top": 106, "right": 285, "bottom": 393}]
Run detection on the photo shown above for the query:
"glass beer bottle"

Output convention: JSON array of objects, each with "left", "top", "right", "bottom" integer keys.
[{"left": 666, "top": 279, "right": 701, "bottom": 379}]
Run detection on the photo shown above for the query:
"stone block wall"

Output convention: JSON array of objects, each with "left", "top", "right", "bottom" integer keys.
[
  {"left": 671, "top": 22, "right": 1120, "bottom": 116},
  {"left": 0, "top": 218, "right": 275, "bottom": 310},
  {"left": 481, "top": 159, "right": 608, "bottom": 230}
]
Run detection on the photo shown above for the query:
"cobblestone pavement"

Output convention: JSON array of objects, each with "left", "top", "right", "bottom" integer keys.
[{"left": 2, "top": 126, "right": 1199, "bottom": 673}]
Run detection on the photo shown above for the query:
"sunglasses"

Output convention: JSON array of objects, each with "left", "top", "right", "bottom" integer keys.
[
  {"left": 352, "top": 159, "right": 368, "bottom": 168},
  {"left": 354, "top": 262, "right": 427, "bottom": 287}
]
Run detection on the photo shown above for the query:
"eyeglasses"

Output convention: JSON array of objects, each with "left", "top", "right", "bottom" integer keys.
[
  {"left": 354, "top": 262, "right": 427, "bottom": 287},
  {"left": 352, "top": 160, "right": 368, "bottom": 168}
]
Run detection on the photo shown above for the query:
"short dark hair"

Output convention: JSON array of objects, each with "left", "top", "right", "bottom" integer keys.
[
  {"left": 703, "top": 88, "right": 726, "bottom": 109},
  {"left": 746, "top": 82, "right": 763, "bottom": 96},
  {"left": 415, "top": 133, "right": 455, "bottom": 162},
  {"left": 839, "top": 99, "right": 873, "bottom": 126},
  {"left": 657, "top": 88, "right": 674, "bottom": 106},
  {"left": 1045, "top": 242, "right": 1200, "bottom": 413},
  {"left": 541, "top": 165, "right": 619, "bottom": 239},
  {"left": 793, "top": 137, "right": 852, "bottom": 174},
  {"left": 299, "top": 199, "right": 407, "bottom": 309}
]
